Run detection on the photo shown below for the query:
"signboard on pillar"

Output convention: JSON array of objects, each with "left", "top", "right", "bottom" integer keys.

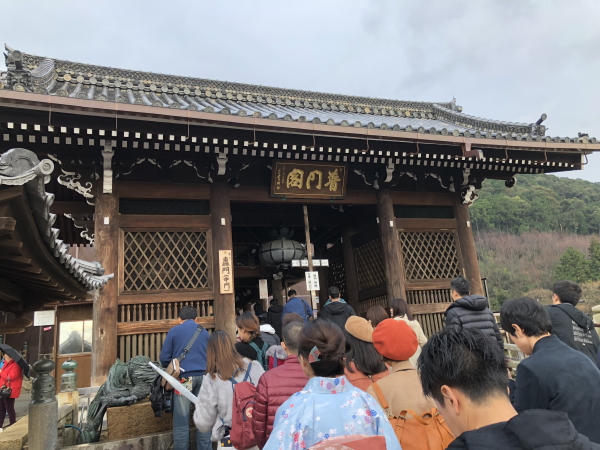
[
  {"left": 258, "top": 279, "right": 269, "bottom": 300},
  {"left": 219, "top": 250, "right": 234, "bottom": 294},
  {"left": 271, "top": 161, "right": 347, "bottom": 199},
  {"left": 33, "top": 310, "right": 55, "bottom": 327},
  {"left": 305, "top": 271, "right": 320, "bottom": 291}
]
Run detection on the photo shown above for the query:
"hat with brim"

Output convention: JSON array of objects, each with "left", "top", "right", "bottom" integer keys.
[
  {"left": 372, "top": 318, "right": 418, "bottom": 361},
  {"left": 345, "top": 316, "right": 374, "bottom": 342}
]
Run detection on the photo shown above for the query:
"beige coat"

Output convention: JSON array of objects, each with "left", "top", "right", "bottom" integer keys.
[
  {"left": 367, "top": 360, "right": 435, "bottom": 417},
  {"left": 394, "top": 315, "right": 428, "bottom": 367}
]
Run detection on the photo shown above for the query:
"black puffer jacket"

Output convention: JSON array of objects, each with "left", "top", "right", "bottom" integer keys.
[
  {"left": 319, "top": 301, "right": 356, "bottom": 331},
  {"left": 547, "top": 303, "right": 600, "bottom": 365},
  {"left": 445, "top": 295, "right": 503, "bottom": 349},
  {"left": 267, "top": 304, "right": 284, "bottom": 338}
]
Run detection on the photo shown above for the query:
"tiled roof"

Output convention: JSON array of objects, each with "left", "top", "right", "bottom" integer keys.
[
  {"left": 0, "top": 148, "right": 112, "bottom": 291},
  {"left": 1, "top": 45, "right": 596, "bottom": 144}
]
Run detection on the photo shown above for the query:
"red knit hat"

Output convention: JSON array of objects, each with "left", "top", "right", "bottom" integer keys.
[{"left": 372, "top": 318, "right": 418, "bottom": 361}]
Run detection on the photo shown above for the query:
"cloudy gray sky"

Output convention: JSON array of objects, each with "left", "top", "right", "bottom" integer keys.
[{"left": 3, "top": 0, "right": 600, "bottom": 181}]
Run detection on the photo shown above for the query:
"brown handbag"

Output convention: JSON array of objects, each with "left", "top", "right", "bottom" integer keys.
[{"left": 371, "top": 382, "right": 454, "bottom": 450}]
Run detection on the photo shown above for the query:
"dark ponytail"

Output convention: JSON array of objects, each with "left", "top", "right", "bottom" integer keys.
[{"left": 298, "top": 319, "right": 345, "bottom": 377}]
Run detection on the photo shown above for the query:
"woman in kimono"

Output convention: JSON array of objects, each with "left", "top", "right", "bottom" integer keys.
[{"left": 264, "top": 319, "right": 400, "bottom": 450}]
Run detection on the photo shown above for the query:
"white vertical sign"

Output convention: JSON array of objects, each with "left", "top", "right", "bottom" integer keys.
[
  {"left": 305, "top": 271, "right": 320, "bottom": 291},
  {"left": 258, "top": 279, "right": 269, "bottom": 300}
]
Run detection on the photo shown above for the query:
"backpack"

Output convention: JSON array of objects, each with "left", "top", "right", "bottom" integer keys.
[
  {"left": 248, "top": 341, "right": 269, "bottom": 371},
  {"left": 230, "top": 363, "right": 257, "bottom": 450},
  {"left": 371, "top": 383, "right": 454, "bottom": 450},
  {"left": 149, "top": 373, "right": 173, "bottom": 418}
]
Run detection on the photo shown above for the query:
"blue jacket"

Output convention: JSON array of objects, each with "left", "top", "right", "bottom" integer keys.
[
  {"left": 282, "top": 297, "right": 312, "bottom": 323},
  {"left": 160, "top": 319, "right": 209, "bottom": 377}
]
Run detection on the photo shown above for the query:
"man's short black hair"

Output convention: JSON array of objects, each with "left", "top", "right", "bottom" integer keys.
[
  {"left": 450, "top": 276, "right": 471, "bottom": 296},
  {"left": 500, "top": 297, "right": 552, "bottom": 337},
  {"left": 282, "top": 321, "right": 304, "bottom": 352},
  {"left": 287, "top": 289, "right": 297, "bottom": 297},
  {"left": 417, "top": 328, "right": 509, "bottom": 405},
  {"left": 179, "top": 305, "right": 198, "bottom": 320},
  {"left": 270, "top": 299, "right": 279, "bottom": 306},
  {"left": 328, "top": 286, "right": 340, "bottom": 298},
  {"left": 552, "top": 280, "right": 582, "bottom": 307}
]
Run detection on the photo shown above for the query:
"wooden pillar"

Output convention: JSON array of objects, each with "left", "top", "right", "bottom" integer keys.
[
  {"left": 341, "top": 225, "right": 360, "bottom": 312},
  {"left": 92, "top": 178, "right": 118, "bottom": 386},
  {"left": 376, "top": 188, "right": 406, "bottom": 302},
  {"left": 453, "top": 195, "right": 484, "bottom": 296},
  {"left": 211, "top": 182, "right": 236, "bottom": 339}
]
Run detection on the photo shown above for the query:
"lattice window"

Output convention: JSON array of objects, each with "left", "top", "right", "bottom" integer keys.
[
  {"left": 123, "top": 232, "right": 210, "bottom": 291},
  {"left": 354, "top": 238, "right": 385, "bottom": 291},
  {"left": 327, "top": 256, "right": 347, "bottom": 301},
  {"left": 400, "top": 232, "right": 461, "bottom": 280},
  {"left": 358, "top": 295, "right": 388, "bottom": 315},
  {"left": 118, "top": 300, "right": 213, "bottom": 322}
]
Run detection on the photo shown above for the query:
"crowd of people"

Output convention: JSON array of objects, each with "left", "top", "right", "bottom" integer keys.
[{"left": 158, "top": 277, "right": 600, "bottom": 450}]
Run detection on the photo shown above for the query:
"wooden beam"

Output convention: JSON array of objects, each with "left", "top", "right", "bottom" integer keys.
[
  {"left": 377, "top": 189, "right": 406, "bottom": 302},
  {"left": 119, "top": 215, "right": 211, "bottom": 230},
  {"left": 119, "top": 182, "right": 211, "bottom": 200},
  {"left": 211, "top": 182, "right": 236, "bottom": 339},
  {"left": 50, "top": 202, "right": 95, "bottom": 215},
  {"left": 405, "top": 279, "right": 454, "bottom": 290},
  {"left": 92, "top": 178, "right": 119, "bottom": 386},
  {"left": 410, "top": 302, "right": 452, "bottom": 315},
  {"left": 341, "top": 226, "right": 360, "bottom": 311},
  {"left": 453, "top": 196, "right": 484, "bottom": 296},
  {"left": 118, "top": 289, "right": 214, "bottom": 305},
  {"left": 231, "top": 186, "right": 377, "bottom": 205},
  {"left": 0, "top": 253, "right": 31, "bottom": 265},
  {"left": 0, "top": 240, "right": 23, "bottom": 250},
  {"left": 0, "top": 217, "right": 16, "bottom": 237},
  {"left": 0, "top": 277, "right": 25, "bottom": 303},
  {"left": 396, "top": 218, "right": 458, "bottom": 230},
  {"left": 117, "top": 317, "right": 215, "bottom": 335}
]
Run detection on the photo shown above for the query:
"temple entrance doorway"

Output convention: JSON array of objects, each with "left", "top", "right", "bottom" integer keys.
[{"left": 230, "top": 201, "right": 379, "bottom": 316}]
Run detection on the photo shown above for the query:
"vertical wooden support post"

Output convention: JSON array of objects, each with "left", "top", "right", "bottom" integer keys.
[
  {"left": 211, "top": 182, "right": 236, "bottom": 338},
  {"left": 92, "top": 178, "right": 118, "bottom": 386},
  {"left": 376, "top": 188, "right": 406, "bottom": 303},
  {"left": 453, "top": 196, "right": 484, "bottom": 295},
  {"left": 303, "top": 205, "right": 316, "bottom": 312},
  {"left": 341, "top": 225, "right": 360, "bottom": 312}
]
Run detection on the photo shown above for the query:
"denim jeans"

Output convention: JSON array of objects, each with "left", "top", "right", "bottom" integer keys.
[{"left": 173, "top": 375, "right": 212, "bottom": 450}]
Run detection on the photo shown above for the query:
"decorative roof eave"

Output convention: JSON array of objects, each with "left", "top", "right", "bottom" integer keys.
[
  {"left": 1, "top": 89, "right": 598, "bottom": 153},
  {"left": 3, "top": 46, "right": 592, "bottom": 142},
  {"left": 0, "top": 148, "right": 113, "bottom": 291}
]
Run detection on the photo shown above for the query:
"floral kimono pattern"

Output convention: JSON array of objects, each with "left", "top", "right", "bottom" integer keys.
[{"left": 263, "top": 376, "right": 401, "bottom": 450}]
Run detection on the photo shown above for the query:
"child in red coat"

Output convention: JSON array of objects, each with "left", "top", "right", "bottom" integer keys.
[{"left": 0, "top": 353, "right": 23, "bottom": 429}]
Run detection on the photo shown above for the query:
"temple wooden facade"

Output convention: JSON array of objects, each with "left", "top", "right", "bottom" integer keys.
[{"left": 1, "top": 45, "right": 598, "bottom": 384}]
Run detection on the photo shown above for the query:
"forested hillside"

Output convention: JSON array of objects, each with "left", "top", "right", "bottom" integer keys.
[
  {"left": 472, "top": 174, "right": 600, "bottom": 311},
  {"left": 470, "top": 174, "right": 600, "bottom": 235}
]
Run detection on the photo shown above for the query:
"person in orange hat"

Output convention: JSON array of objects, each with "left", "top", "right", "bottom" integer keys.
[
  {"left": 344, "top": 316, "right": 389, "bottom": 391},
  {"left": 367, "top": 319, "right": 435, "bottom": 417}
]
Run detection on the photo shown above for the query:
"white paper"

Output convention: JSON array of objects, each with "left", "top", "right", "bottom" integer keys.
[
  {"left": 148, "top": 362, "right": 198, "bottom": 403},
  {"left": 33, "top": 310, "right": 55, "bottom": 327}
]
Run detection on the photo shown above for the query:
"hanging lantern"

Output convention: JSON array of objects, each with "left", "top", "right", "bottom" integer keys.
[
  {"left": 259, "top": 226, "right": 306, "bottom": 271},
  {"left": 259, "top": 238, "right": 306, "bottom": 270}
]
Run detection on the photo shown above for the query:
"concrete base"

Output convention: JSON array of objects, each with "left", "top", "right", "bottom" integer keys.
[
  {"left": 28, "top": 401, "right": 58, "bottom": 450},
  {"left": 106, "top": 400, "right": 172, "bottom": 441},
  {"left": 62, "top": 431, "right": 174, "bottom": 450},
  {"left": 0, "top": 415, "right": 28, "bottom": 450}
]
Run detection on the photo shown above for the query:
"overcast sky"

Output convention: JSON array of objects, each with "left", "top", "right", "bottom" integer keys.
[{"left": 3, "top": 0, "right": 600, "bottom": 182}]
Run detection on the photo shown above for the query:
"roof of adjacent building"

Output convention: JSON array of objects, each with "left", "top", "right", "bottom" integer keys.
[
  {"left": 2, "top": 45, "right": 594, "bottom": 144},
  {"left": 0, "top": 148, "right": 112, "bottom": 293}
]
